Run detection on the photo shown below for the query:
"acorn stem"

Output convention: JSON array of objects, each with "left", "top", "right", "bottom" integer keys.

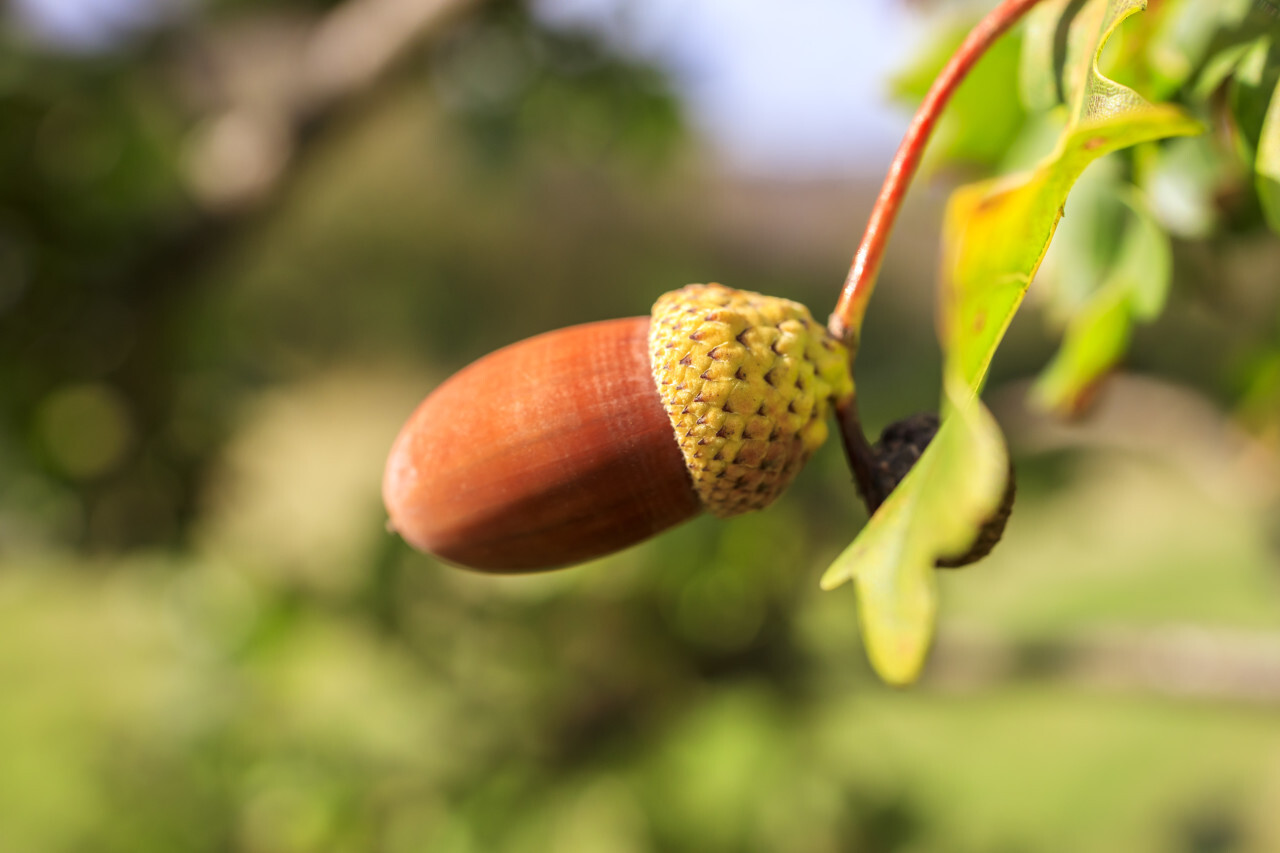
[
  {"left": 835, "top": 396, "right": 885, "bottom": 513},
  {"left": 827, "top": 0, "right": 1047, "bottom": 352},
  {"left": 828, "top": 0, "right": 1046, "bottom": 511}
]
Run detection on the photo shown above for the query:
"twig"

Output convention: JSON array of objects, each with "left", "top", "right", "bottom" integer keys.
[
  {"left": 828, "top": 0, "right": 1048, "bottom": 351},
  {"left": 829, "top": 0, "right": 1048, "bottom": 508}
]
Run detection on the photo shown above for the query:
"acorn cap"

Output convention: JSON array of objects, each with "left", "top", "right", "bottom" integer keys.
[
  {"left": 383, "top": 283, "right": 854, "bottom": 573},
  {"left": 649, "top": 283, "right": 854, "bottom": 517}
]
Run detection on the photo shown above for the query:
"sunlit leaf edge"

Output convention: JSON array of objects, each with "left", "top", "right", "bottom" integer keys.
[
  {"left": 824, "top": 0, "right": 1203, "bottom": 688},
  {"left": 1031, "top": 184, "right": 1172, "bottom": 413},
  {"left": 820, "top": 384, "right": 1007, "bottom": 686},
  {"left": 1257, "top": 73, "right": 1280, "bottom": 232}
]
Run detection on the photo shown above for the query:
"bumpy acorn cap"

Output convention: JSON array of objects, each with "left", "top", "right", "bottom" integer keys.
[{"left": 649, "top": 283, "right": 854, "bottom": 517}]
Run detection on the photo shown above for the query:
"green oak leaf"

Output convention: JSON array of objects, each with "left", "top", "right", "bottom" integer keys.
[
  {"left": 1019, "top": 0, "right": 1076, "bottom": 112},
  {"left": 1228, "top": 38, "right": 1278, "bottom": 159},
  {"left": 1222, "top": 37, "right": 1280, "bottom": 232},
  {"left": 893, "top": 17, "right": 1027, "bottom": 168},
  {"left": 1259, "top": 77, "right": 1280, "bottom": 230},
  {"left": 945, "top": 0, "right": 1200, "bottom": 394},
  {"left": 1142, "top": 134, "right": 1230, "bottom": 238},
  {"left": 1033, "top": 185, "right": 1172, "bottom": 413},
  {"left": 1037, "top": 156, "right": 1127, "bottom": 316},
  {"left": 1196, "top": 39, "right": 1259, "bottom": 105},
  {"left": 820, "top": 380, "right": 1007, "bottom": 686},
  {"left": 1148, "top": 0, "right": 1280, "bottom": 95},
  {"left": 1023, "top": 0, "right": 1178, "bottom": 110},
  {"left": 824, "top": 0, "right": 1201, "bottom": 686},
  {"left": 943, "top": 105, "right": 1198, "bottom": 391}
]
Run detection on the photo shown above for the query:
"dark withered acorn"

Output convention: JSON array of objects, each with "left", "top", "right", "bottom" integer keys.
[{"left": 861, "top": 410, "right": 1015, "bottom": 568}]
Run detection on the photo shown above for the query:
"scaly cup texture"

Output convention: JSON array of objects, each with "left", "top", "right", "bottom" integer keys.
[
  {"left": 649, "top": 284, "right": 854, "bottom": 517},
  {"left": 383, "top": 283, "right": 854, "bottom": 572}
]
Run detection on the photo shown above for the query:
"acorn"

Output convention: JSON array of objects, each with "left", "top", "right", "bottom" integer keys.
[{"left": 383, "top": 283, "right": 855, "bottom": 572}]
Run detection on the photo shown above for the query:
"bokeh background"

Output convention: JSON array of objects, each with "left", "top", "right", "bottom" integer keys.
[{"left": 3, "top": 0, "right": 1280, "bottom": 850}]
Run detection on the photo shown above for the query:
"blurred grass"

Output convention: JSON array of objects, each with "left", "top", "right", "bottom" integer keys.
[
  {"left": 4, "top": 364, "right": 1279, "bottom": 851},
  {"left": 948, "top": 453, "right": 1280, "bottom": 635}
]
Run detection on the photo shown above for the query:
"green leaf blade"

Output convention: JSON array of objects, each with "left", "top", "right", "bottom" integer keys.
[
  {"left": 821, "top": 388, "right": 1009, "bottom": 685},
  {"left": 1033, "top": 287, "right": 1132, "bottom": 412},
  {"left": 1033, "top": 184, "right": 1172, "bottom": 413},
  {"left": 894, "top": 16, "right": 1028, "bottom": 169},
  {"left": 827, "top": 0, "right": 1204, "bottom": 686},
  {"left": 1257, "top": 75, "right": 1280, "bottom": 231},
  {"left": 941, "top": 103, "right": 1198, "bottom": 397},
  {"left": 1018, "top": 0, "right": 1076, "bottom": 111}
]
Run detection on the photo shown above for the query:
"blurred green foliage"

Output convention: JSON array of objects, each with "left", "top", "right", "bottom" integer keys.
[
  {"left": 1, "top": 0, "right": 1279, "bottom": 851},
  {"left": 893, "top": 18, "right": 1027, "bottom": 169}
]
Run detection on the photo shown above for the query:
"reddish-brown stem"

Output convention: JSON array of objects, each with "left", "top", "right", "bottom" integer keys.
[
  {"left": 828, "top": 0, "right": 1047, "bottom": 351},
  {"left": 830, "top": 0, "right": 1046, "bottom": 513}
]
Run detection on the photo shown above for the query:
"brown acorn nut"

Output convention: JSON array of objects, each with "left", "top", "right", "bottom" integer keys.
[{"left": 383, "top": 284, "right": 854, "bottom": 572}]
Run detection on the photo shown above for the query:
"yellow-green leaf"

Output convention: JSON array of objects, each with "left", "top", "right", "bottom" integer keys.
[
  {"left": 942, "top": 106, "right": 1194, "bottom": 393},
  {"left": 1257, "top": 75, "right": 1280, "bottom": 231},
  {"left": 943, "top": 0, "right": 1200, "bottom": 397},
  {"left": 825, "top": 0, "right": 1202, "bottom": 687},
  {"left": 1033, "top": 287, "right": 1131, "bottom": 414},
  {"left": 820, "top": 381, "right": 1007, "bottom": 686}
]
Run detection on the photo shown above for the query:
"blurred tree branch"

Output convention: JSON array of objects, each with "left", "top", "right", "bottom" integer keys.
[
  {"left": 932, "top": 625, "right": 1280, "bottom": 706},
  {"left": 176, "top": 0, "right": 480, "bottom": 211},
  {"left": 124, "top": 0, "right": 480, "bottom": 542},
  {"left": 0, "top": 0, "right": 481, "bottom": 549}
]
